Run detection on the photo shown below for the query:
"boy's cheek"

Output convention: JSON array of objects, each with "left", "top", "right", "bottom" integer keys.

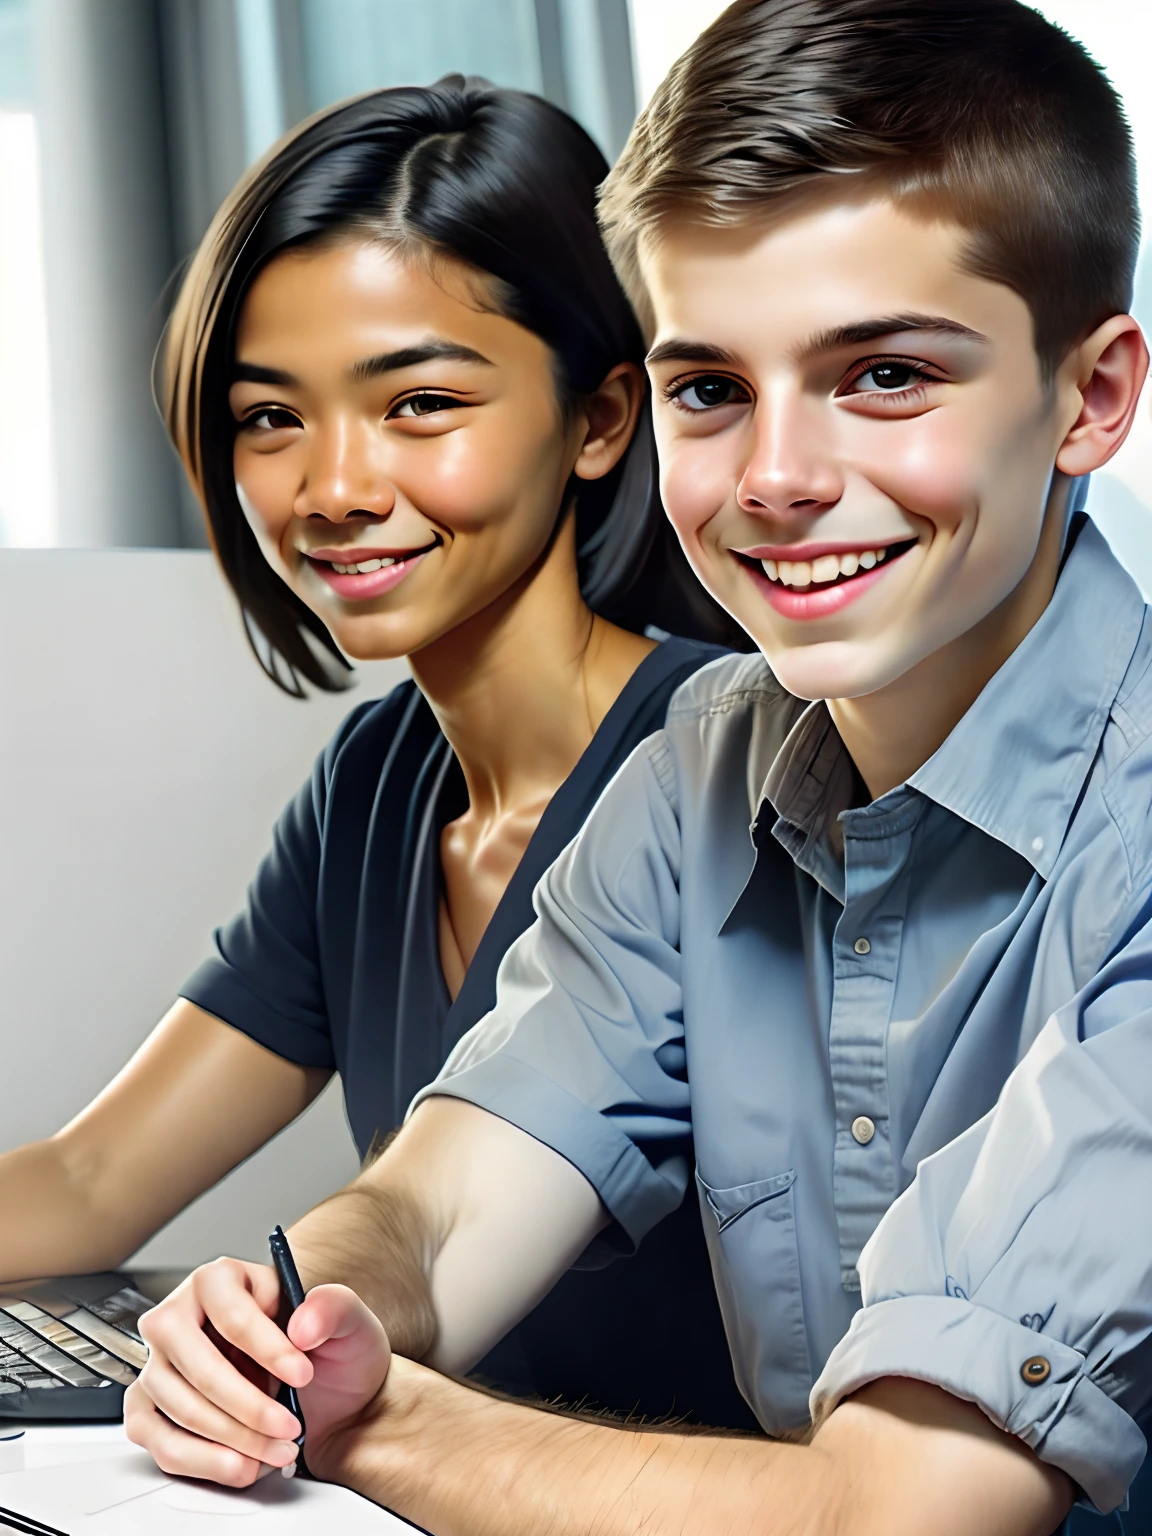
[
  {"left": 659, "top": 440, "right": 740, "bottom": 561},
  {"left": 852, "top": 420, "right": 981, "bottom": 532}
]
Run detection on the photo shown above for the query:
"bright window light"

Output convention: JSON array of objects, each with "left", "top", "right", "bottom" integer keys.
[
  {"left": 0, "top": 111, "right": 54, "bottom": 547},
  {"left": 627, "top": 0, "right": 728, "bottom": 108},
  {"left": 1028, "top": 2, "right": 1152, "bottom": 592}
]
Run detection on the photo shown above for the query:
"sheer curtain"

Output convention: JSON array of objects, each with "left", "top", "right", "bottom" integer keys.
[{"left": 0, "top": 0, "right": 53, "bottom": 546}]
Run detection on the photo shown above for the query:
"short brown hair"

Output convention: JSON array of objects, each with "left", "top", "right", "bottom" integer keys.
[{"left": 601, "top": 0, "right": 1139, "bottom": 374}]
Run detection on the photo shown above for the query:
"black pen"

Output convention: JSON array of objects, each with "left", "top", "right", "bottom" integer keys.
[{"left": 268, "top": 1223, "right": 308, "bottom": 1477}]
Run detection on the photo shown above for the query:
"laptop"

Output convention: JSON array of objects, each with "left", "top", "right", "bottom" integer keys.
[{"left": 0, "top": 1273, "right": 174, "bottom": 1421}]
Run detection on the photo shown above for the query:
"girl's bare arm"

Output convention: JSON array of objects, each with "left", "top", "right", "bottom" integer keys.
[{"left": 0, "top": 1000, "right": 330, "bottom": 1280}]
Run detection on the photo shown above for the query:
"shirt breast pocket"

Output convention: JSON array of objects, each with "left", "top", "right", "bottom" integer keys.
[{"left": 695, "top": 1168, "right": 813, "bottom": 1432}]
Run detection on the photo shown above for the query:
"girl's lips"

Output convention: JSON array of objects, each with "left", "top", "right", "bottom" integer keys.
[
  {"left": 308, "top": 547, "right": 433, "bottom": 601},
  {"left": 740, "top": 546, "right": 907, "bottom": 620}
]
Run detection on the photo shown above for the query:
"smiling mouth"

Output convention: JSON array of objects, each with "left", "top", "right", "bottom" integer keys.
[
  {"left": 737, "top": 539, "right": 917, "bottom": 593},
  {"left": 305, "top": 537, "right": 441, "bottom": 575}
]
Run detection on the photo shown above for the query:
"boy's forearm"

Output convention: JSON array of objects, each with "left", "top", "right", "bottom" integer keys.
[
  {"left": 318, "top": 1360, "right": 800, "bottom": 1536},
  {"left": 316, "top": 1365, "right": 1071, "bottom": 1536},
  {"left": 288, "top": 1182, "right": 438, "bottom": 1361}
]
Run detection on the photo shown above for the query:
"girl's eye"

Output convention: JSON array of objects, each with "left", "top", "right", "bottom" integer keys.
[
  {"left": 848, "top": 361, "right": 929, "bottom": 394},
  {"left": 392, "top": 393, "right": 459, "bottom": 418},
  {"left": 242, "top": 406, "right": 300, "bottom": 431},
  {"left": 670, "top": 375, "right": 749, "bottom": 412}
]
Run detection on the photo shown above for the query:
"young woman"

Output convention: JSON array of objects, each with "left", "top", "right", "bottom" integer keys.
[{"left": 0, "top": 78, "right": 754, "bottom": 1426}]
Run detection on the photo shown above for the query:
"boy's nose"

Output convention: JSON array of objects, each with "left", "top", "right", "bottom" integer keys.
[{"left": 736, "top": 395, "right": 844, "bottom": 523}]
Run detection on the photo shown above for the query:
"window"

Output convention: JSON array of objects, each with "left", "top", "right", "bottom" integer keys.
[
  {"left": 1028, "top": 1, "right": 1152, "bottom": 594},
  {"left": 0, "top": 0, "right": 53, "bottom": 546},
  {"left": 0, "top": 0, "right": 635, "bottom": 549}
]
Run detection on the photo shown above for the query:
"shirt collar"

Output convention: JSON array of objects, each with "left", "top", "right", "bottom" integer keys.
[
  {"left": 907, "top": 516, "right": 1144, "bottom": 877},
  {"left": 761, "top": 700, "right": 857, "bottom": 898},
  {"left": 754, "top": 515, "right": 1145, "bottom": 886}
]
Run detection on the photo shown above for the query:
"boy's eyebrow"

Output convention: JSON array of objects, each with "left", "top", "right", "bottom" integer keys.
[
  {"left": 232, "top": 340, "right": 494, "bottom": 390},
  {"left": 348, "top": 340, "right": 494, "bottom": 382},
  {"left": 645, "top": 340, "right": 740, "bottom": 369},
  {"left": 794, "top": 313, "right": 990, "bottom": 361},
  {"left": 645, "top": 316, "right": 987, "bottom": 373}
]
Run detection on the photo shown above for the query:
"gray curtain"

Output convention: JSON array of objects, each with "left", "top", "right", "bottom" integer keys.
[{"left": 26, "top": 0, "right": 635, "bottom": 548}]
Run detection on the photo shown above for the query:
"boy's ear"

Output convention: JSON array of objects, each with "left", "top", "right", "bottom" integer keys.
[
  {"left": 1054, "top": 315, "right": 1149, "bottom": 477},
  {"left": 572, "top": 363, "right": 645, "bottom": 483}
]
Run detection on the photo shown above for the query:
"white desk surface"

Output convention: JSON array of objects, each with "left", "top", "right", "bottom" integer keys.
[
  {"left": 7, "top": 1420, "right": 130, "bottom": 1466},
  {"left": 0, "top": 1423, "right": 418, "bottom": 1532}
]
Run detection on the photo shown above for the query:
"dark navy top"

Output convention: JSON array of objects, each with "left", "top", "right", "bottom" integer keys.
[{"left": 182, "top": 637, "right": 758, "bottom": 1427}]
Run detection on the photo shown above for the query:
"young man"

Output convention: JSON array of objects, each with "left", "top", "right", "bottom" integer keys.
[{"left": 124, "top": 1, "right": 1152, "bottom": 1530}]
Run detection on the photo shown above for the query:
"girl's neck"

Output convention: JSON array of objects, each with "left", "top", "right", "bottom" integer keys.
[{"left": 408, "top": 519, "right": 656, "bottom": 819}]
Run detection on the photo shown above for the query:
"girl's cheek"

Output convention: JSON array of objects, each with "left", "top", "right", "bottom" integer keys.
[
  {"left": 409, "top": 457, "right": 496, "bottom": 535},
  {"left": 235, "top": 479, "right": 294, "bottom": 576}
]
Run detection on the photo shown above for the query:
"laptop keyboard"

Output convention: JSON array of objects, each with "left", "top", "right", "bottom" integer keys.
[{"left": 0, "top": 1285, "right": 148, "bottom": 1396}]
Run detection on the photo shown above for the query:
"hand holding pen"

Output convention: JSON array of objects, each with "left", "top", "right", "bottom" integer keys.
[
  {"left": 125, "top": 1248, "right": 392, "bottom": 1487},
  {"left": 268, "top": 1224, "right": 309, "bottom": 1478}
]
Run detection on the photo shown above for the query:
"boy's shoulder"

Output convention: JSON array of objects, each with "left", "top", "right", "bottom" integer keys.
[
  {"left": 656, "top": 649, "right": 807, "bottom": 824},
  {"left": 664, "top": 648, "right": 786, "bottom": 720}
]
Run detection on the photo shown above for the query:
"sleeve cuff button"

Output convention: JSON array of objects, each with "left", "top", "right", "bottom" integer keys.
[{"left": 1021, "top": 1356, "right": 1051, "bottom": 1386}]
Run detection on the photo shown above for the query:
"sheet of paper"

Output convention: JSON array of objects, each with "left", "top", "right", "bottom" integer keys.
[{"left": 0, "top": 1449, "right": 417, "bottom": 1533}]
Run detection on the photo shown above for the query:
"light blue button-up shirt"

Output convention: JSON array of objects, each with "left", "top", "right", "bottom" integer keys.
[{"left": 416, "top": 516, "right": 1152, "bottom": 1513}]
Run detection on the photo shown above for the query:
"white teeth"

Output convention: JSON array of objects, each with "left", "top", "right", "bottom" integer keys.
[
  {"left": 758, "top": 546, "right": 895, "bottom": 586},
  {"left": 330, "top": 557, "right": 397, "bottom": 574}
]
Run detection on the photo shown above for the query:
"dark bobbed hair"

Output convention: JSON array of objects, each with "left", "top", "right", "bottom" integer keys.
[
  {"left": 162, "top": 76, "right": 748, "bottom": 694},
  {"left": 602, "top": 0, "right": 1139, "bottom": 379}
]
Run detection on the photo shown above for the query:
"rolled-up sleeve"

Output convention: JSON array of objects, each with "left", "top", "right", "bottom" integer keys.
[
  {"left": 410, "top": 734, "right": 693, "bottom": 1257},
  {"left": 812, "top": 925, "right": 1152, "bottom": 1513}
]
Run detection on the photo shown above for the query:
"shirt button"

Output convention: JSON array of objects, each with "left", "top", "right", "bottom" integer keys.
[
  {"left": 853, "top": 937, "right": 871, "bottom": 955},
  {"left": 1021, "top": 1356, "right": 1051, "bottom": 1386},
  {"left": 851, "top": 1115, "right": 876, "bottom": 1145}
]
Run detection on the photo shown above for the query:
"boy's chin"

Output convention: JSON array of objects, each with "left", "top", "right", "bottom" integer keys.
[{"left": 759, "top": 640, "right": 912, "bottom": 705}]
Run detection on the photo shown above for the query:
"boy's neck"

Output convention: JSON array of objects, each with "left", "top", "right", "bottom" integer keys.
[{"left": 828, "top": 492, "right": 1070, "bottom": 802}]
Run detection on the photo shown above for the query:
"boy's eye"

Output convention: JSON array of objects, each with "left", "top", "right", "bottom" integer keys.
[
  {"left": 856, "top": 362, "right": 919, "bottom": 391},
  {"left": 670, "top": 375, "right": 749, "bottom": 412},
  {"left": 844, "top": 358, "right": 938, "bottom": 396},
  {"left": 392, "top": 393, "right": 460, "bottom": 418}
]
